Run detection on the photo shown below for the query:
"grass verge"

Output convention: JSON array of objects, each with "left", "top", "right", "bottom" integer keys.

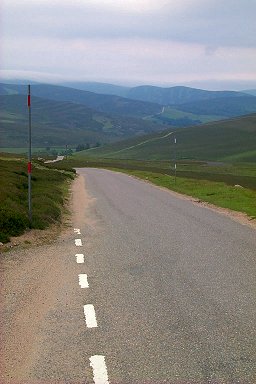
[{"left": 0, "top": 157, "right": 75, "bottom": 243}]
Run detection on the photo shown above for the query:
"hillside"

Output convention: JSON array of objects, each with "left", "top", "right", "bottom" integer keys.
[
  {"left": 0, "top": 94, "right": 166, "bottom": 148},
  {"left": 177, "top": 96, "right": 256, "bottom": 117},
  {"left": 78, "top": 114, "right": 256, "bottom": 162},
  {"left": 2, "top": 82, "right": 256, "bottom": 130},
  {"left": 243, "top": 89, "right": 256, "bottom": 97},
  {"left": 62, "top": 82, "right": 130, "bottom": 97},
  {"left": 59, "top": 82, "right": 247, "bottom": 105},
  {"left": 0, "top": 83, "right": 162, "bottom": 118},
  {"left": 126, "top": 85, "right": 247, "bottom": 105}
]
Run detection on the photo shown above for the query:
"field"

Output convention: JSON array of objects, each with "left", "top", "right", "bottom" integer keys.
[
  {"left": 145, "top": 106, "right": 225, "bottom": 126},
  {"left": 0, "top": 154, "right": 75, "bottom": 243},
  {"left": 78, "top": 113, "right": 256, "bottom": 163}
]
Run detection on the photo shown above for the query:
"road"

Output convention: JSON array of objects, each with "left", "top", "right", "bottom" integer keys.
[{"left": 1, "top": 168, "right": 256, "bottom": 383}]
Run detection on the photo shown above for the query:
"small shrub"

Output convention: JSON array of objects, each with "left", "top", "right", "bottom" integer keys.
[{"left": 0, "top": 207, "right": 29, "bottom": 242}]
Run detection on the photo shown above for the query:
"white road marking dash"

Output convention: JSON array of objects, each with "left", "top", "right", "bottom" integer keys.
[
  {"left": 76, "top": 254, "right": 85, "bottom": 263},
  {"left": 83, "top": 304, "right": 98, "bottom": 328},
  {"left": 90, "top": 355, "right": 109, "bottom": 384},
  {"left": 75, "top": 238, "right": 82, "bottom": 246},
  {"left": 74, "top": 228, "right": 81, "bottom": 235},
  {"left": 79, "top": 274, "right": 89, "bottom": 288}
]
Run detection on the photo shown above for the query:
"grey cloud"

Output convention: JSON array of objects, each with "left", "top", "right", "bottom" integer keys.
[{"left": 2, "top": 0, "right": 256, "bottom": 48}]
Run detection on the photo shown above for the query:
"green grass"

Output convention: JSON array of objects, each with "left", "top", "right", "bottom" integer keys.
[
  {"left": 145, "top": 106, "right": 225, "bottom": 125},
  {"left": 0, "top": 156, "right": 75, "bottom": 243},
  {"left": 77, "top": 113, "right": 256, "bottom": 163}
]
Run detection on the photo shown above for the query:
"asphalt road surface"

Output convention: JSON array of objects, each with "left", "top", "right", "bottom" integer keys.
[{"left": 1, "top": 168, "right": 256, "bottom": 384}]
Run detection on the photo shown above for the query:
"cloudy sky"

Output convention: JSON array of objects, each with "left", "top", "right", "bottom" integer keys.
[{"left": 1, "top": 0, "right": 256, "bottom": 90}]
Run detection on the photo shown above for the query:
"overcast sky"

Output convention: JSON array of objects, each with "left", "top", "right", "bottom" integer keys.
[{"left": 1, "top": 0, "right": 256, "bottom": 90}]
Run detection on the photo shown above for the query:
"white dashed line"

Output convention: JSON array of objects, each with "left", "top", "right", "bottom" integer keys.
[
  {"left": 79, "top": 274, "right": 89, "bottom": 288},
  {"left": 83, "top": 304, "right": 98, "bottom": 328},
  {"left": 75, "top": 239, "right": 83, "bottom": 246},
  {"left": 76, "top": 254, "right": 85, "bottom": 263},
  {"left": 74, "top": 228, "right": 81, "bottom": 235},
  {"left": 90, "top": 355, "right": 109, "bottom": 384}
]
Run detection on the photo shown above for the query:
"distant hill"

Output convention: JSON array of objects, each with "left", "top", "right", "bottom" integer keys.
[
  {"left": 0, "top": 94, "right": 166, "bottom": 148},
  {"left": 177, "top": 96, "right": 256, "bottom": 117},
  {"left": 61, "top": 82, "right": 130, "bottom": 97},
  {"left": 61, "top": 82, "right": 247, "bottom": 105},
  {"left": 80, "top": 113, "right": 256, "bottom": 163},
  {"left": 0, "top": 83, "right": 162, "bottom": 118},
  {"left": 2, "top": 82, "right": 256, "bottom": 148},
  {"left": 126, "top": 85, "right": 247, "bottom": 105},
  {"left": 242, "top": 89, "right": 256, "bottom": 96}
]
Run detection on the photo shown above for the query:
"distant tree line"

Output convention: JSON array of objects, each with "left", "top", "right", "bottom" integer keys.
[{"left": 75, "top": 142, "right": 101, "bottom": 152}]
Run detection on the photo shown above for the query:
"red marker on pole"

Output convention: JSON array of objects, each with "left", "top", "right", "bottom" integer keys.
[{"left": 28, "top": 161, "right": 32, "bottom": 174}]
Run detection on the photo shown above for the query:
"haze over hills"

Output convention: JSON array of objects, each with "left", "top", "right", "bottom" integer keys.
[
  {"left": 242, "top": 89, "right": 256, "bottom": 97},
  {"left": 61, "top": 82, "right": 248, "bottom": 105},
  {"left": 62, "top": 82, "right": 130, "bottom": 98}
]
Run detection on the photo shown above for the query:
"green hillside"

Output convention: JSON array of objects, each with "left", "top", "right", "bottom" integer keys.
[
  {"left": 78, "top": 114, "right": 256, "bottom": 163},
  {"left": 177, "top": 96, "right": 256, "bottom": 117},
  {"left": 0, "top": 83, "right": 162, "bottom": 118},
  {"left": 0, "top": 94, "right": 166, "bottom": 148},
  {"left": 127, "top": 85, "right": 246, "bottom": 105}
]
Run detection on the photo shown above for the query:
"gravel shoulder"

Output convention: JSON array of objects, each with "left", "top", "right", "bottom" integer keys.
[{"left": 0, "top": 175, "right": 92, "bottom": 382}]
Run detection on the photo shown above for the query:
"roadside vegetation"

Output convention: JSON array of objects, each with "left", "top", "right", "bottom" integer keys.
[{"left": 0, "top": 154, "right": 75, "bottom": 243}]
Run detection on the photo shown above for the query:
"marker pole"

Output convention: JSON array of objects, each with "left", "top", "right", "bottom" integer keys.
[
  {"left": 28, "top": 85, "right": 32, "bottom": 225},
  {"left": 174, "top": 137, "right": 177, "bottom": 184}
]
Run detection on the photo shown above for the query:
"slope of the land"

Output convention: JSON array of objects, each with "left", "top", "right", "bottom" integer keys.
[
  {"left": 0, "top": 83, "right": 162, "bottom": 118},
  {"left": 0, "top": 94, "right": 166, "bottom": 147},
  {"left": 61, "top": 81, "right": 130, "bottom": 97},
  {"left": 78, "top": 114, "right": 256, "bottom": 162},
  {"left": 127, "top": 85, "right": 247, "bottom": 105},
  {"left": 2, "top": 82, "right": 256, "bottom": 131},
  {"left": 177, "top": 95, "right": 256, "bottom": 117},
  {"left": 243, "top": 89, "right": 256, "bottom": 96},
  {"left": 59, "top": 82, "right": 247, "bottom": 105}
]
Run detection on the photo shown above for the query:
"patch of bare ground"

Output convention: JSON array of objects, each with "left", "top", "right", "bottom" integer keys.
[{"left": 0, "top": 174, "right": 94, "bottom": 382}]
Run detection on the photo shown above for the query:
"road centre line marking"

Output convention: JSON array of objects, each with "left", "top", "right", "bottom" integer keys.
[
  {"left": 75, "top": 239, "right": 82, "bottom": 246},
  {"left": 79, "top": 274, "right": 89, "bottom": 288},
  {"left": 76, "top": 254, "right": 84, "bottom": 263},
  {"left": 89, "top": 355, "right": 109, "bottom": 384},
  {"left": 83, "top": 304, "right": 98, "bottom": 328},
  {"left": 74, "top": 228, "right": 81, "bottom": 235}
]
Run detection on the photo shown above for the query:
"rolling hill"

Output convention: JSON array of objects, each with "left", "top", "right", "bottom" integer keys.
[
  {"left": 126, "top": 85, "right": 247, "bottom": 105},
  {"left": 2, "top": 82, "right": 256, "bottom": 130},
  {"left": 78, "top": 113, "right": 256, "bottom": 163},
  {"left": 2, "top": 82, "right": 256, "bottom": 151},
  {"left": 176, "top": 95, "right": 256, "bottom": 117},
  {"left": 61, "top": 82, "right": 248, "bottom": 105},
  {"left": 0, "top": 94, "right": 166, "bottom": 148},
  {"left": 0, "top": 83, "right": 162, "bottom": 118}
]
